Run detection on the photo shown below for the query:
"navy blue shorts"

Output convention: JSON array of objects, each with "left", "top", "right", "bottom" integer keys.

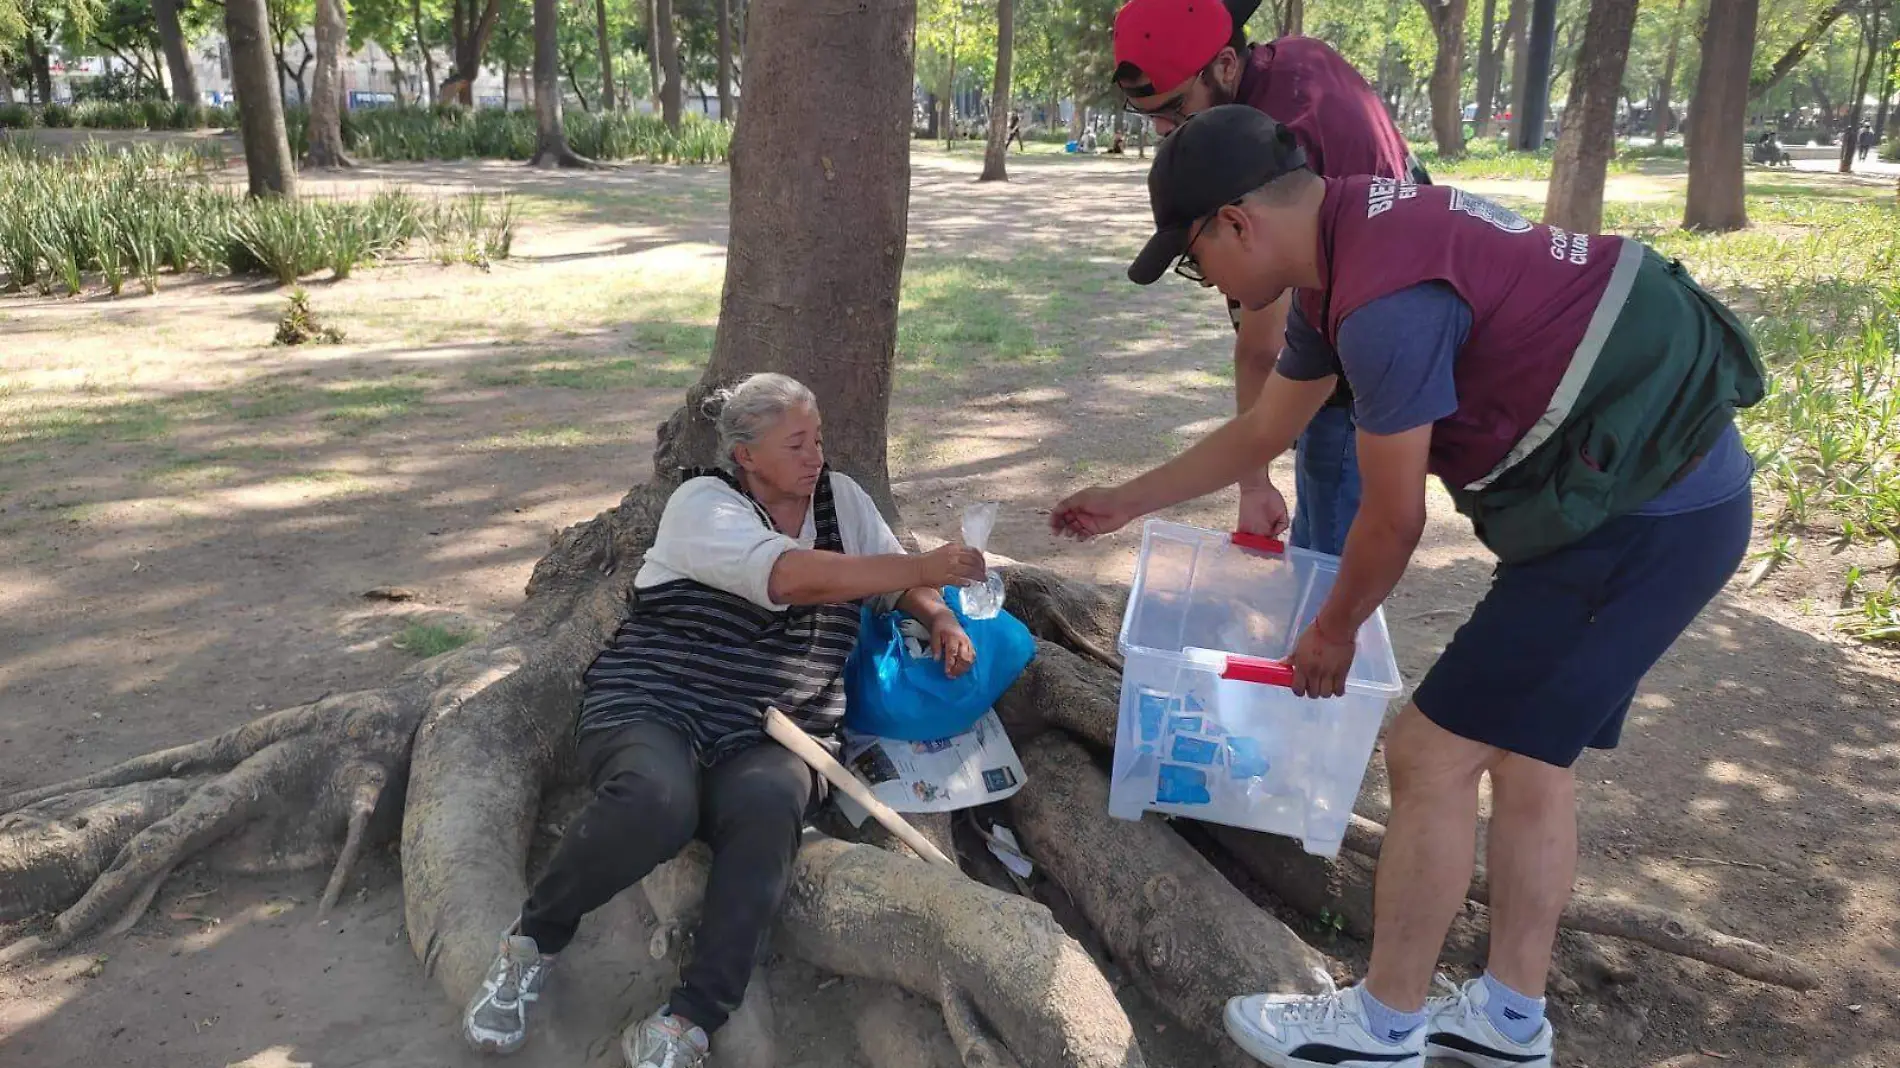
[{"left": 1412, "top": 487, "right": 1752, "bottom": 767}]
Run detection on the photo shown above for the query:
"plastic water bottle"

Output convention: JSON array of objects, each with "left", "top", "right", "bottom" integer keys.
[
  {"left": 959, "top": 503, "right": 1005, "bottom": 619},
  {"left": 961, "top": 570, "right": 1006, "bottom": 619}
]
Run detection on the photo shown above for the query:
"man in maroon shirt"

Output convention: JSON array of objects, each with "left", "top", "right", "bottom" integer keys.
[
  {"left": 1111, "top": 0, "right": 1423, "bottom": 556},
  {"left": 1053, "top": 106, "right": 1762, "bottom": 1068}
]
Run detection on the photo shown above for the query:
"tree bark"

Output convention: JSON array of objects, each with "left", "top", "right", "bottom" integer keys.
[
  {"left": 717, "top": 0, "right": 734, "bottom": 118},
  {"left": 980, "top": 0, "right": 1015, "bottom": 182},
  {"left": 657, "top": 0, "right": 682, "bottom": 130},
  {"left": 307, "top": 0, "right": 354, "bottom": 168},
  {"left": 29, "top": 35, "right": 53, "bottom": 104},
  {"left": 1876, "top": 42, "right": 1895, "bottom": 139},
  {"left": 1655, "top": 0, "right": 1687, "bottom": 145},
  {"left": 1516, "top": 0, "right": 1557, "bottom": 148},
  {"left": 154, "top": 0, "right": 202, "bottom": 107},
  {"left": 1282, "top": 0, "right": 1304, "bottom": 36},
  {"left": 413, "top": 0, "right": 438, "bottom": 106},
  {"left": 1683, "top": 0, "right": 1759, "bottom": 231},
  {"left": 226, "top": 0, "right": 299, "bottom": 196},
  {"left": 945, "top": 15, "right": 960, "bottom": 149},
  {"left": 1420, "top": 0, "right": 1469, "bottom": 157},
  {"left": 647, "top": 0, "right": 662, "bottom": 108},
  {"left": 652, "top": 0, "right": 916, "bottom": 514},
  {"left": 0, "top": 66, "right": 12, "bottom": 105},
  {"left": 1474, "top": 0, "right": 1499, "bottom": 137},
  {"left": 530, "top": 0, "right": 592, "bottom": 166},
  {"left": 594, "top": 0, "right": 617, "bottom": 110},
  {"left": 1507, "top": 0, "right": 1529, "bottom": 141},
  {"left": 1839, "top": 5, "right": 1882, "bottom": 173},
  {"left": 1750, "top": 0, "right": 1856, "bottom": 101},
  {"left": 1544, "top": 0, "right": 1639, "bottom": 233},
  {"left": 445, "top": 0, "right": 504, "bottom": 105}
]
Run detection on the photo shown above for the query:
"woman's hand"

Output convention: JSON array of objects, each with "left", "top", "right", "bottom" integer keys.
[
  {"left": 914, "top": 542, "right": 988, "bottom": 589},
  {"left": 1049, "top": 485, "right": 1140, "bottom": 540},
  {"left": 930, "top": 617, "right": 977, "bottom": 679}
]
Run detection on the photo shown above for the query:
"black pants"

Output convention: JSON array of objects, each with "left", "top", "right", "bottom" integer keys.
[{"left": 519, "top": 720, "right": 813, "bottom": 1033}]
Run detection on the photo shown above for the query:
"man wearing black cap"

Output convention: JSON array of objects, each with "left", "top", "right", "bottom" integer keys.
[
  {"left": 1111, "top": 0, "right": 1424, "bottom": 557},
  {"left": 1051, "top": 105, "right": 1764, "bottom": 1068}
]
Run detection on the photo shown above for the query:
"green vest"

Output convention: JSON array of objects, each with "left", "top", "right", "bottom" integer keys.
[{"left": 1449, "top": 248, "right": 1766, "bottom": 563}]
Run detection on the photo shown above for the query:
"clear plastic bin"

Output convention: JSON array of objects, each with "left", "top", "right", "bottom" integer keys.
[{"left": 1109, "top": 520, "right": 1403, "bottom": 856}]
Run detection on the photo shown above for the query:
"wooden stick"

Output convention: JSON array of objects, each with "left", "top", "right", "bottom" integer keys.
[{"left": 763, "top": 708, "right": 961, "bottom": 871}]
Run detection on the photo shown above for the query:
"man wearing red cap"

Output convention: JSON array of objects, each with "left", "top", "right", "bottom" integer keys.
[{"left": 1111, "top": 0, "right": 1423, "bottom": 559}]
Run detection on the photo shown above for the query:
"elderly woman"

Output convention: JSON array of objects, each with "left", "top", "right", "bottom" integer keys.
[{"left": 463, "top": 373, "right": 984, "bottom": 1067}]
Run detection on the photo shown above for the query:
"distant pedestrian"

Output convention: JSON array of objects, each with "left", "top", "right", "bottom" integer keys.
[
  {"left": 1858, "top": 124, "right": 1877, "bottom": 161},
  {"left": 1006, "top": 111, "right": 1025, "bottom": 151}
]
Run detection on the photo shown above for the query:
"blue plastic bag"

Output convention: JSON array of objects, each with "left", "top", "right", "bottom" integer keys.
[{"left": 844, "top": 593, "right": 1037, "bottom": 742}]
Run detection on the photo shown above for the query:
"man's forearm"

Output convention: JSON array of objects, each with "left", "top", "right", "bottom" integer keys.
[
  {"left": 1234, "top": 295, "right": 1292, "bottom": 489},
  {"left": 1121, "top": 371, "right": 1335, "bottom": 517},
  {"left": 1314, "top": 506, "right": 1423, "bottom": 642}
]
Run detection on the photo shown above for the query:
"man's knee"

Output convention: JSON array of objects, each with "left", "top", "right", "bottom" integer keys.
[{"left": 1386, "top": 704, "right": 1496, "bottom": 797}]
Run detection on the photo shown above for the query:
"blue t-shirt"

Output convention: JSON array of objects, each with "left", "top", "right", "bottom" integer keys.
[{"left": 1279, "top": 282, "right": 1752, "bottom": 514}]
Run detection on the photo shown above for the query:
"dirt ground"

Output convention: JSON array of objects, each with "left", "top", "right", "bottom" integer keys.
[{"left": 1, "top": 141, "right": 1896, "bottom": 1068}]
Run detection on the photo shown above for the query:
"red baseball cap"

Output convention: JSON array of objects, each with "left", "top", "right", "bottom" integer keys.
[{"left": 1113, "top": 0, "right": 1234, "bottom": 94}]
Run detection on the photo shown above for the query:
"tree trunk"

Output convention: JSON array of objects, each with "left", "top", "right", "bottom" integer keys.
[
  {"left": 530, "top": 0, "right": 591, "bottom": 166},
  {"left": 1750, "top": 0, "right": 1855, "bottom": 101},
  {"left": 307, "top": 0, "right": 354, "bottom": 168},
  {"left": 30, "top": 35, "right": 52, "bottom": 104},
  {"left": 1683, "top": 0, "right": 1759, "bottom": 231},
  {"left": 1516, "top": 0, "right": 1557, "bottom": 149},
  {"left": 1876, "top": 42, "right": 1895, "bottom": 139},
  {"left": 924, "top": 90, "right": 940, "bottom": 137},
  {"left": 1544, "top": 0, "right": 1639, "bottom": 233},
  {"left": 0, "top": 66, "right": 12, "bottom": 105},
  {"left": 1283, "top": 0, "right": 1304, "bottom": 36},
  {"left": 657, "top": 0, "right": 682, "bottom": 130},
  {"left": 1421, "top": 0, "right": 1469, "bottom": 157},
  {"left": 980, "top": 0, "right": 1015, "bottom": 182},
  {"left": 226, "top": 0, "right": 299, "bottom": 196},
  {"left": 154, "top": 0, "right": 202, "bottom": 106},
  {"left": 653, "top": 0, "right": 917, "bottom": 512},
  {"left": 413, "top": 0, "right": 438, "bottom": 106},
  {"left": 592, "top": 0, "right": 617, "bottom": 110},
  {"left": 717, "top": 0, "right": 734, "bottom": 118},
  {"left": 945, "top": 16, "right": 959, "bottom": 149},
  {"left": 389, "top": 51, "right": 409, "bottom": 107},
  {"left": 1507, "top": 0, "right": 1529, "bottom": 141},
  {"left": 1655, "top": 0, "right": 1687, "bottom": 145},
  {"left": 1839, "top": 5, "right": 1882, "bottom": 173},
  {"left": 445, "top": 0, "right": 503, "bottom": 105},
  {"left": 1474, "top": 0, "right": 1499, "bottom": 137},
  {"left": 647, "top": 0, "right": 662, "bottom": 108}
]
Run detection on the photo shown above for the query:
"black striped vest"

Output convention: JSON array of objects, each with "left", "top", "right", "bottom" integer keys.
[{"left": 576, "top": 468, "right": 864, "bottom": 763}]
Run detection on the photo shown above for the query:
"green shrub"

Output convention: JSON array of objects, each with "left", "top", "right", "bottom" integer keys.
[
  {"left": 232, "top": 196, "right": 332, "bottom": 284},
  {"left": 41, "top": 103, "right": 74, "bottom": 128},
  {"left": 0, "top": 103, "right": 34, "bottom": 129},
  {"left": 0, "top": 146, "right": 510, "bottom": 295},
  {"left": 1882, "top": 138, "right": 1898, "bottom": 163}
]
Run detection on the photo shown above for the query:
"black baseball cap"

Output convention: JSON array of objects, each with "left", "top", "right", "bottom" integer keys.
[{"left": 1127, "top": 104, "right": 1308, "bottom": 285}]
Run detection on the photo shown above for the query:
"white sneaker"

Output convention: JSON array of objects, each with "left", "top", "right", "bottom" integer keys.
[
  {"left": 1425, "top": 976, "right": 1553, "bottom": 1067},
  {"left": 1224, "top": 972, "right": 1424, "bottom": 1067}
]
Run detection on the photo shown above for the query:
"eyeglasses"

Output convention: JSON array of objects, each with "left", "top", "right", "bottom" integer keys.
[
  {"left": 1174, "top": 213, "right": 1218, "bottom": 283},
  {"left": 1121, "top": 66, "right": 1211, "bottom": 127}
]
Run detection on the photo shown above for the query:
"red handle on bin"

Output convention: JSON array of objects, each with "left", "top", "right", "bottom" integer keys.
[
  {"left": 1221, "top": 654, "right": 1296, "bottom": 688},
  {"left": 1230, "top": 531, "right": 1286, "bottom": 555}
]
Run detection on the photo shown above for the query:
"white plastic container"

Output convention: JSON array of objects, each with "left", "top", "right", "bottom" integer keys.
[{"left": 1109, "top": 520, "right": 1403, "bottom": 856}]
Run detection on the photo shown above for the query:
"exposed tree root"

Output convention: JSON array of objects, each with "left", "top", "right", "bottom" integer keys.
[
  {"left": 1011, "top": 732, "right": 1326, "bottom": 1065},
  {"left": 644, "top": 839, "right": 1146, "bottom": 1068}
]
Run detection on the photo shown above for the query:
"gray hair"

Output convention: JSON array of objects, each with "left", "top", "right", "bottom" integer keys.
[{"left": 704, "top": 373, "right": 818, "bottom": 474}]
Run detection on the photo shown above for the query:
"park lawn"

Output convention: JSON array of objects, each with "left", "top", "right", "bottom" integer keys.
[{"left": 1, "top": 154, "right": 1895, "bottom": 640}]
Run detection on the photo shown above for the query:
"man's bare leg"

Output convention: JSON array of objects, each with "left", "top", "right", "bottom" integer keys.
[
  {"left": 1362, "top": 704, "right": 1498, "bottom": 1012},
  {"left": 1481, "top": 753, "right": 1578, "bottom": 995}
]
